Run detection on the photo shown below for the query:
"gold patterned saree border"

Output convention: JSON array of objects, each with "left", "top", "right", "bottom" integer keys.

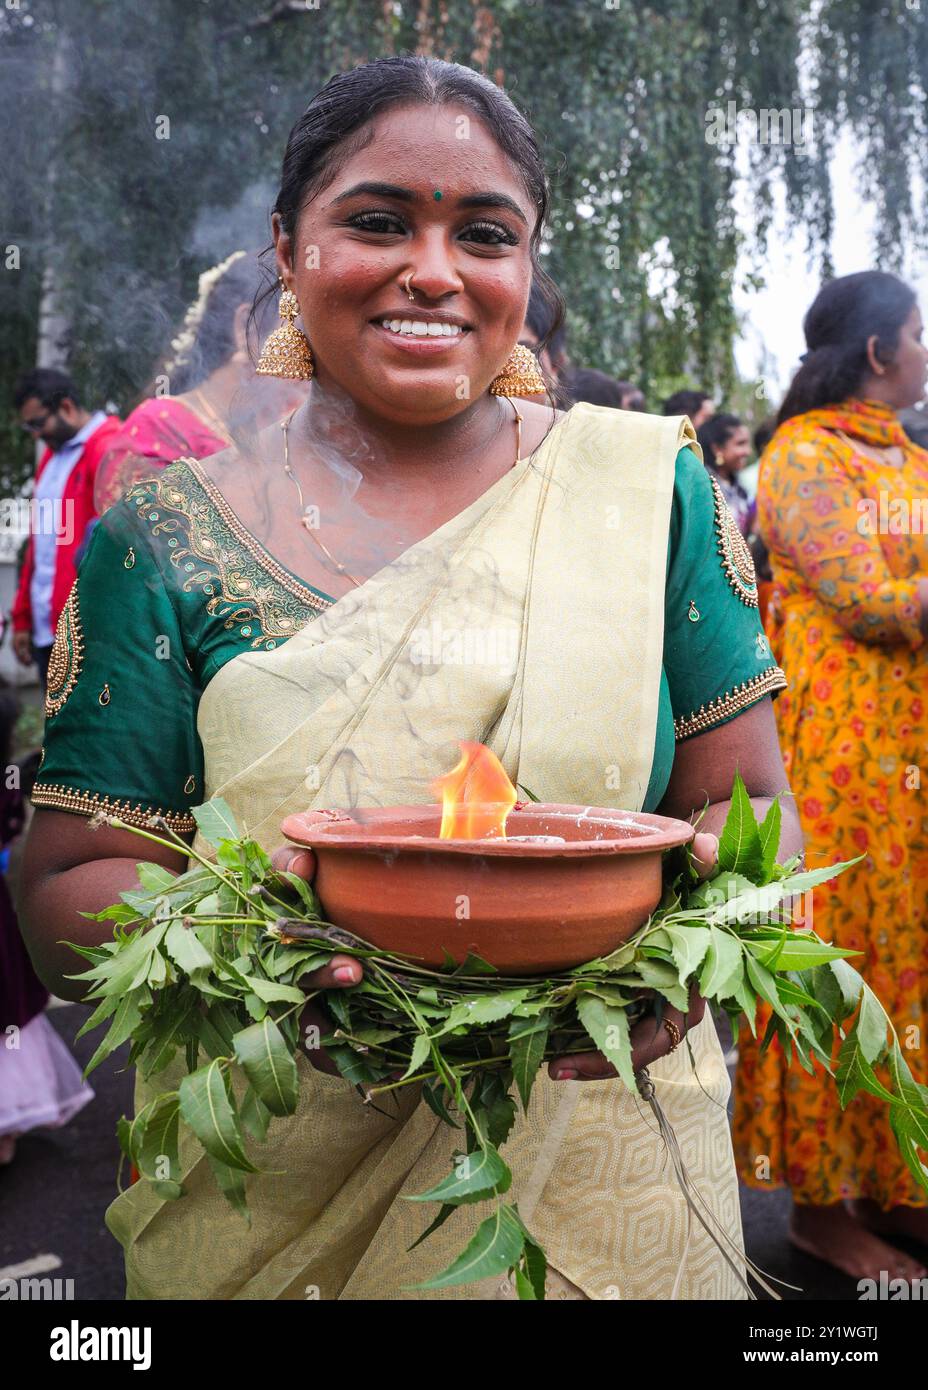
[
  {"left": 673, "top": 666, "right": 788, "bottom": 741},
  {"left": 30, "top": 782, "right": 196, "bottom": 832}
]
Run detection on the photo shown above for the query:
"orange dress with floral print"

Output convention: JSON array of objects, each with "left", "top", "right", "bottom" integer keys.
[{"left": 732, "top": 398, "right": 928, "bottom": 1208}]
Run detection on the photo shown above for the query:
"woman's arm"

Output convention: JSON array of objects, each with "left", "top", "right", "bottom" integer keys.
[
  {"left": 548, "top": 696, "right": 802, "bottom": 1082},
  {"left": 657, "top": 694, "right": 802, "bottom": 861},
  {"left": 18, "top": 812, "right": 357, "bottom": 1013},
  {"left": 17, "top": 810, "right": 193, "bottom": 1002}
]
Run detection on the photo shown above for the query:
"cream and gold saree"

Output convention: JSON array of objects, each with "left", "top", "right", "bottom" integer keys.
[{"left": 105, "top": 402, "right": 746, "bottom": 1300}]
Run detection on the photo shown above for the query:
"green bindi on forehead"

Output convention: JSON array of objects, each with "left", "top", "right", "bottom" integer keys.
[{"left": 433, "top": 190, "right": 443, "bottom": 200}]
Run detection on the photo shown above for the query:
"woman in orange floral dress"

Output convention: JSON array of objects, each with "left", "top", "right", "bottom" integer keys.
[{"left": 733, "top": 271, "right": 928, "bottom": 1282}]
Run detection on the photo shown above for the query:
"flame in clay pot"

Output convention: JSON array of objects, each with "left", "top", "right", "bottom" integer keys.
[{"left": 432, "top": 741, "right": 518, "bottom": 840}]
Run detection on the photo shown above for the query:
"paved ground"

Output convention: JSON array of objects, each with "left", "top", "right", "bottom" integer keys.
[{"left": 0, "top": 1003, "right": 885, "bottom": 1302}]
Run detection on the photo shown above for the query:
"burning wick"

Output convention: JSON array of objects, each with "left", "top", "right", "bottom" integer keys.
[{"left": 431, "top": 741, "right": 518, "bottom": 840}]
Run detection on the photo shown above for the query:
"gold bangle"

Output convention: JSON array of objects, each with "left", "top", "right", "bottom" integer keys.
[{"left": 663, "top": 1019, "right": 682, "bottom": 1053}]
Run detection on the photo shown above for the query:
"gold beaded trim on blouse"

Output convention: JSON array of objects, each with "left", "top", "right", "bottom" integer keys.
[
  {"left": 673, "top": 666, "right": 788, "bottom": 742},
  {"left": 126, "top": 459, "right": 330, "bottom": 650},
  {"left": 30, "top": 782, "right": 197, "bottom": 832},
  {"left": 45, "top": 582, "right": 84, "bottom": 718},
  {"left": 709, "top": 475, "right": 758, "bottom": 606}
]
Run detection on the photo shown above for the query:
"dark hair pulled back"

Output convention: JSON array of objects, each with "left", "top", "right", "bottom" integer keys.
[{"left": 777, "top": 271, "right": 916, "bottom": 426}]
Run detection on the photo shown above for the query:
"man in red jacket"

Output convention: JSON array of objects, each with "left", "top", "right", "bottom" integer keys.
[{"left": 12, "top": 369, "right": 121, "bottom": 691}]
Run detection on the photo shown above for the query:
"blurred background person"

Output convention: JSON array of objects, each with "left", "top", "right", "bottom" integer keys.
[
  {"left": 663, "top": 387, "right": 715, "bottom": 431},
  {"left": 733, "top": 270, "right": 928, "bottom": 1283},
  {"left": 92, "top": 250, "right": 308, "bottom": 515},
  {"left": 563, "top": 366, "right": 644, "bottom": 410},
  {"left": 0, "top": 677, "right": 93, "bottom": 1165},
  {"left": 11, "top": 370, "right": 121, "bottom": 692},
  {"left": 696, "top": 411, "right": 754, "bottom": 536}
]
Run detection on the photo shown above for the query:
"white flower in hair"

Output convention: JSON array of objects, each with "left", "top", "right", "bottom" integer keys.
[{"left": 163, "top": 249, "right": 248, "bottom": 377}]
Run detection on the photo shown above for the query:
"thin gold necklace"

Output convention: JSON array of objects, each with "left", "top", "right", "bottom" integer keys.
[
  {"left": 280, "top": 398, "right": 524, "bottom": 590},
  {"left": 186, "top": 387, "right": 234, "bottom": 445}
]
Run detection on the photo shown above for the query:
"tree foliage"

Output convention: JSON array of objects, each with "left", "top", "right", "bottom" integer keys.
[{"left": 1, "top": 0, "right": 926, "bottom": 493}]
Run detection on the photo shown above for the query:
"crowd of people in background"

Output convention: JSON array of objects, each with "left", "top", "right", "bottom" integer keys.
[{"left": 5, "top": 254, "right": 928, "bottom": 1288}]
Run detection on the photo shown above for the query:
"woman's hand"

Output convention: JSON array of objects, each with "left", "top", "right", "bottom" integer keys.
[
  {"left": 548, "top": 982, "right": 707, "bottom": 1082},
  {"left": 270, "top": 845, "right": 363, "bottom": 1076}
]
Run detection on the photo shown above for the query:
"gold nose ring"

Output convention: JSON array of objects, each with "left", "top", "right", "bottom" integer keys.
[{"left": 403, "top": 271, "right": 416, "bottom": 301}]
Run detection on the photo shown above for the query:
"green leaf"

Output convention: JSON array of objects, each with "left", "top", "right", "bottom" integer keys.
[
  {"left": 238, "top": 977, "right": 307, "bottom": 1005},
  {"left": 435, "top": 989, "right": 528, "bottom": 1036},
  {"left": 514, "top": 1267, "right": 538, "bottom": 1300},
  {"left": 576, "top": 993, "right": 635, "bottom": 1090},
  {"left": 74, "top": 989, "right": 122, "bottom": 1041},
  {"left": 232, "top": 1017, "right": 300, "bottom": 1117},
  {"left": 138, "top": 996, "right": 199, "bottom": 1080},
  {"left": 277, "top": 870, "right": 321, "bottom": 916},
  {"left": 401, "top": 1032, "right": 433, "bottom": 1081},
  {"left": 521, "top": 1235, "right": 548, "bottom": 1300},
  {"left": 192, "top": 798, "right": 241, "bottom": 848},
  {"left": 834, "top": 1027, "right": 898, "bottom": 1108},
  {"left": 406, "top": 1144, "right": 512, "bottom": 1206},
  {"left": 829, "top": 958, "right": 865, "bottom": 1017},
  {"left": 706, "top": 881, "right": 785, "bottom": 926},
  {"left": 509, "top": 1014, "right": 550, "bottom": 1111},
  {"left": 757, "top": 798, "right": 782, "bottom": 883},
  {"left": 632, "top": 957, "right": 690, "bottom": 1012},
  {"left": 471, "top": 1071, "right": 518, "bottom": 1149},
  {"left": 698, "top": 927, "right": 744, "bottom": 1001},
  {"left": 136, "top": 1093, "right": 183, "bottom": 1198},
  {"left": 414, "top": 1205, "right": 525, "bottom": 1290},
  {"left": 406, "top": 1202, "right": 458, "bottom": 1252},
  {"left": 206, "top": 1152, "right": 251, "bottom": 1224},
  {"left": 178, "top": 1060, "right": 259, "bottom": 1172},
  {"left": 136, "top": 862, "right": 179, "bottom": 894},
  {"left": 324, "top": 1044, "right": 379, "bottom": 1086},
  {"left": 716, "top": 771, "right": 763, "bottom": 878},
  {"left": 449, "top": 952, "right": 498, "bottom": 977},
  {"left": 421, "top": 1080, "right": 459, "bottom": 1128},
  {"left": 240, "top": 1085, "right": 273, "bottom": 1143},
  {"left": 82, "top": 989, "right": 148, "bottom": 1077},
  {"left": 856, "top": 986, "right": 889, "bottom": 1065},
  {"left": 744, "top": 952, "right": 783, "bottom": 1013},
  {"left": 165, "top": 918, "right": 214, "bottom": 975},
  {"left": 665, "top": 925, "right": 712, "bottom": 981},
  {"left": 779, "top": 856, "right": 863, "bottom": 895},
  {"left": 746, "top": 934, "right": 854, "bottom": 972}
]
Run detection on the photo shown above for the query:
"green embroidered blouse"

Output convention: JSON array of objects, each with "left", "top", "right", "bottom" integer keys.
[{"left": 31, "top": 445, "right": 786, "bottom": 833}]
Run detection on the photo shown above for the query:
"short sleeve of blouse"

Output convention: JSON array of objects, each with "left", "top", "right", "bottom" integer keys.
[
  {"left": 664, "top": 446, "right": 787, "bottom": 741},
  {"left": 30, "top": 499, "right": 203, "bottom": 831}
]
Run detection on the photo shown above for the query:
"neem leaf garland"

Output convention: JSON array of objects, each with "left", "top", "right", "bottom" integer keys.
[{"left": 71, "top": 774, "right": 928, "bottom": 1298}]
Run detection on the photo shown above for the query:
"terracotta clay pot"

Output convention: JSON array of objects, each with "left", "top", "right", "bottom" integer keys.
[{"left": 279, "top": 803, "right": 694, "bottom": 975}]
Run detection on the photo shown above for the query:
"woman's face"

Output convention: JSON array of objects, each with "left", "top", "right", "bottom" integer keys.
[
  {"left": 716, "top": 425, "right": 751, "bottom": 474},
  {"left": 273, "top": 103, "right": 536, "bottom": 425},
  {"left": 883, "top": 305, "right": 928, "bottom": 409}
]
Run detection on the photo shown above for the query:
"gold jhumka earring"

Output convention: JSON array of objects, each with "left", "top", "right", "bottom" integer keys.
[
  {"left": 256, "top": 279, "right": 314, "bottom": 379},
  {"left": 489, "top": 342, "right": 547, "bottom": 397}
]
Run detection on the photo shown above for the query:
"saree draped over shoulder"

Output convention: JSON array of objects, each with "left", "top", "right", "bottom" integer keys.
[{"left": 104, "top": 403, "right": 746, "bottom": 1300}]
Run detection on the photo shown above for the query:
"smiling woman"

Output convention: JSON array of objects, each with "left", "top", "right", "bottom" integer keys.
[{"left": 19, "top": 54, "right": 799, "bottom": 1303}]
